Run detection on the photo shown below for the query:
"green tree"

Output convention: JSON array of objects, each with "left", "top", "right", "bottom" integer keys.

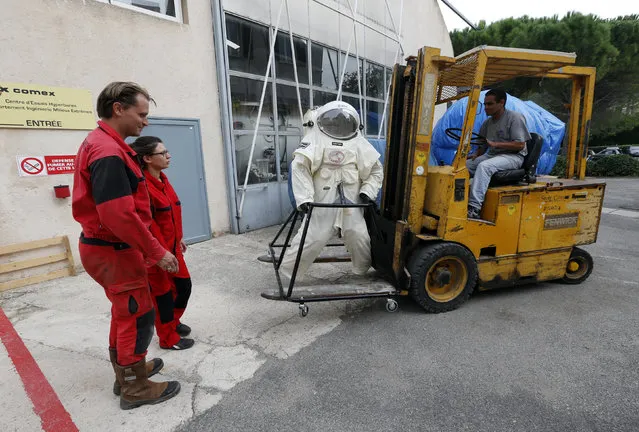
[{"left": 449, "top": 14, "right": 639, "bottom": 143}]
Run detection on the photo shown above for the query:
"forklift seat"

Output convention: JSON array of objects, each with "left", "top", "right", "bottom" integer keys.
[{"left": 489, "top": 133, "right": 543, "bottom": 187}]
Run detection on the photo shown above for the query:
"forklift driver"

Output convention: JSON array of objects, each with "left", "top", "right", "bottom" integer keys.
[{"left": 466, "top": 89, "right": 531, "bottom": 219}]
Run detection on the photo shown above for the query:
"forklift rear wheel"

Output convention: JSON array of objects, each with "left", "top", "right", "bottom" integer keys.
[
  {"left": 561, "top": 247, "right": 593, "bottom": 284},
  {"left": 408, "top": 242, "right": 477, "bottom": 313}
]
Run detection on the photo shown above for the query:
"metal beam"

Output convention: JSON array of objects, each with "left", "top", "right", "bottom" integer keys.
[
  {"left": 439, "top": 0, "right": 477, "bottom": 30},
  {"left": 211, "top": 0, "right": 240, "bottom": 233}
]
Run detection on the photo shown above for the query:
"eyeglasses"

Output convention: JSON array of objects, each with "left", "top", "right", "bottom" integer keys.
[{"left": 151, "top": 150, "right": 170, "bottom": 157}]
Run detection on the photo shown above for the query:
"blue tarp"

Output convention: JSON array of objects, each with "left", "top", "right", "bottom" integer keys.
[{"left": 430, "top": 91, "right": 566, "bottom": 174}]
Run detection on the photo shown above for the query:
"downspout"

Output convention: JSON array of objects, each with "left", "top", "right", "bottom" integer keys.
[{"left": 210, "top": 0, "right": 240, "bottom": 234}]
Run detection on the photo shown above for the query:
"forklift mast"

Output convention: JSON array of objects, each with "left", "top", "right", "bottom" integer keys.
[{"left": 381, "top": 48, "right": 445, "bottom": 226}]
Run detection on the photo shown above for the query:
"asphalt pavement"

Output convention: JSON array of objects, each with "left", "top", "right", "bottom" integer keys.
[{"left": 182, "top": 178, "right": 639, "bottom": 432}]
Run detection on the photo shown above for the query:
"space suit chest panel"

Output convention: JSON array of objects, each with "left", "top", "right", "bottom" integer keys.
[{"left": 321, "top": 143, "right": 357, "bottom": 168}]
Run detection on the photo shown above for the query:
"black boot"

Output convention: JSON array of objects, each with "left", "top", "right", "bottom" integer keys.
[
  {"left": 161, "top": 338, "right": 195, "bottom": 350},
  {"left": 176, "top": 323, "right": 191, "bottom": 336}
]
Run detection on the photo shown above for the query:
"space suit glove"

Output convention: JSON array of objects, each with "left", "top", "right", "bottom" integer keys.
[
  {"left": 360, "top": 193, "right": 378, "bottom": 211},
  {"left": 359, "top": 193, "right": 374, "bottom": 204},
  {"left": 298, "top": 203, "right": 310, "bottom": 214}
]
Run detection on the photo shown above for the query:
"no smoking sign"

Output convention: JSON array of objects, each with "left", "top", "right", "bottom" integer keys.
[
  {"left": 17, "top": 156, "right": 47, "bottom": 177},
  {"left": 16, "top": 155, "right": 76, "bottom": 177}
]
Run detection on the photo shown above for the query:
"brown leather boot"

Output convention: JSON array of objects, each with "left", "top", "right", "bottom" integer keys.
[
  {"left": 115, "top": 358, "right": 180, "bottom": 410},
  {"left": 109, "top": 348, "right": 164, "bottom": 396}
]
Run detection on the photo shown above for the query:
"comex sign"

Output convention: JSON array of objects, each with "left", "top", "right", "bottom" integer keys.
[
  {"left": 0, "top": 85, "right": 57, "bottom": 97},
  {"left": 0, "top": 82, "right": 95, "bottom": 130}
]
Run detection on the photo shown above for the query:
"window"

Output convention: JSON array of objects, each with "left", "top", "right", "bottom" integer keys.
[
  {"left": 278, "top": 136, "right": 300, "bottom": 180},
  {"left": 276, "top": 84, "right": 310, "bottom": 132},
  {"left": 234, "top": 134, "right": 278, "bottom": 185},
  {"left": 340, "top": 54, "right": 363, "bottom": 96},
  {"left": 275, "top": 33, "right": 309, "bottom": 84},
  {"left": 104, "top": 0, "right": 182, "bottom": 21},
  {"left": 366, "top": 63, "right": 385, "bottom": 99},
  {"left": 313, "top": 90, "right": 337, "bottom": 107},
  {"left": 311, "top": 44, "right": 339, "bottom": 90},
  {"left": 366, "top": 100, "right": 384, "bottom": 136},
  {"left": 226, "top": 16, "right": 270, "bottom": 75},
  {"left": 230, "top": 77, "right": 274, "bottom": 131},
  {"left": 230, "top": 77, "right": 276, "bottom": 186}
]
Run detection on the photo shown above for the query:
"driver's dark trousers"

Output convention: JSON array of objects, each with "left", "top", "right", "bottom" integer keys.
[{"left": 466, "top": 153, "right": 524, "bottom": 210}]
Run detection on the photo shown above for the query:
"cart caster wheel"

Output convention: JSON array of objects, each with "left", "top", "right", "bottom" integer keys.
[
  {"left": 299, "top": 304, "right": 309, "bottom": 318},
  {"left": 385, "top": 299, "right": 398, "bottom": 313}
]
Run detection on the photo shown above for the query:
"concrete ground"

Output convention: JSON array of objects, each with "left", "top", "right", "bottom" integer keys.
[{"left": 1, "top": 178, "right": 638, "bottom": 432}]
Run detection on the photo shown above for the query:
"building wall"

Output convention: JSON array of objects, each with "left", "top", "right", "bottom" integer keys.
[
  {"left": 0, "top": 0, "right": 454, "bottom": 273},
  {"left": 0, "top": 0, "right": 229, "bottom": 268}
]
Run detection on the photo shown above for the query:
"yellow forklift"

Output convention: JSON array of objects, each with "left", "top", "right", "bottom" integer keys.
[{"left": 263, "top": 45, "right": 605, "bottom": 315}]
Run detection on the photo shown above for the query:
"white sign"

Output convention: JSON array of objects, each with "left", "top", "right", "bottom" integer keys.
[{"left": 16, "top": 156, "right": 46, "bottom": 177}]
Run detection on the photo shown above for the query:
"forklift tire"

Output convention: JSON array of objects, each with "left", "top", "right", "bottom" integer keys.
[
  {"left": 408, "top": 242, "right": 477, "bottom": 313},
  {"left": 561, "top": 247, "right": 593, "bottom": 284}
]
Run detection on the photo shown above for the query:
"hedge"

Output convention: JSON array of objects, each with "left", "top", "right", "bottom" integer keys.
[{"left": 549, "top": 155, "right": 639, "bottom": 177}]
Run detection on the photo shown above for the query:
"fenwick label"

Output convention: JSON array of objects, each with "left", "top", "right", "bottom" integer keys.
[{"left": 544, "top": 213, "right": 579, "bottom": 230}]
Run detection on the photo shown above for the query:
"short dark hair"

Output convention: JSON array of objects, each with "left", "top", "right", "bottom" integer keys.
[
  {"left": 129, "top": 136, "right": 162, "bottom": 168},
  {"left": 486, "top": 89, "right": 507, "bottom": 105},
  {"left": 96, "top": 82, "right": 154, "bottom": 119}
]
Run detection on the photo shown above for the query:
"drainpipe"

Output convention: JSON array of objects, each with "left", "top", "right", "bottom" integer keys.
[{"left": 210, "top": 0, "right": 240, "bottom": 234}]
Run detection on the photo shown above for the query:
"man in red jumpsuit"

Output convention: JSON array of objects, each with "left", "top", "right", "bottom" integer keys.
[{"left": 72, "top": 82, "right": 181, "bottom": 410}]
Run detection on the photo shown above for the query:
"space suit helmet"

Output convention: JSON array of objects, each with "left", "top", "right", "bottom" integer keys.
[{"left": 316, "top": 101, "right": 360, "bottom": 140}]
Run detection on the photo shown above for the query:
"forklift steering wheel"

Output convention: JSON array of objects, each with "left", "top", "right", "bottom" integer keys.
[{"left": 445, "top": 128, "right": 487, "bottom": 145}]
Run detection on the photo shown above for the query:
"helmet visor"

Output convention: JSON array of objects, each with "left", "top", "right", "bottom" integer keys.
[{"left": 317, "top": 108, "right": 359, "bottom": 140}]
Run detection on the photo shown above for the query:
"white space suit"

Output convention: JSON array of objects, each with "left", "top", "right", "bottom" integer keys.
[{"left": 280, "top": 101, "right": 384, "bottom": 280}]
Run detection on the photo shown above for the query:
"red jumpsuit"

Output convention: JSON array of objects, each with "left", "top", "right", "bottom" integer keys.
[
  {"left": 145, "top": 172, "right": 191, "bottom": 348},
  {"left": 73, "top": 121, "right": 167, "bottom": 366}
]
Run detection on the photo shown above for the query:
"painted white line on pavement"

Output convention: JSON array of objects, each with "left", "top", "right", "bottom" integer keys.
[
  {"left": 593, "top": 275, "right": 639, "bottom": 286},
  {"left": 592, "top": 255, "right": 631, "bottom": 262},
  {"left": 601, "top": 207, "right": 639, "bottom": 218}
]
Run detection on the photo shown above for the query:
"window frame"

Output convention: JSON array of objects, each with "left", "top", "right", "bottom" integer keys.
[{"left": 94, "top": 0, "right": 183, "bottom": 23}]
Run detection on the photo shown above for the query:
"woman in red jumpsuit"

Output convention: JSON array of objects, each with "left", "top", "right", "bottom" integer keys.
[{"left": 130, "top": 136, "right": 194, "bottom": 350}]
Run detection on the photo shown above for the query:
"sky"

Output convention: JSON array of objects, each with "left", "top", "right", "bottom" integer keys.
[{"left": 439, "top": 0, "right": 637, "bottom": 31}]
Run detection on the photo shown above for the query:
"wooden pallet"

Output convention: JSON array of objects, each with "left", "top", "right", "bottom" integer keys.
[{"left": 0, "top": 236, "right": 76, "bottom": 292}]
